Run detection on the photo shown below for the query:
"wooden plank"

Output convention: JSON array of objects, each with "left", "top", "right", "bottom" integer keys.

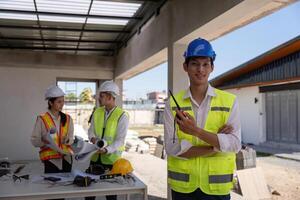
[
  {"left": 236, "top": 167, "right": 271, "bottom": 200},
  {"left": 231, "top": 191, "right": 245, "bottom": 200}
]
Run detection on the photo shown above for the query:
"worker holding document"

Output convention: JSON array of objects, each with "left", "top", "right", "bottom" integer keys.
[
  {"left": 85, "top": 80, "right": 129, "bottom": 200},
  {"left": 31, "top": 85, "right": 74, "bottom": 174}
]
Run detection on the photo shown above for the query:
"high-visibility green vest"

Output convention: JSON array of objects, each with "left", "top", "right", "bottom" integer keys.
[
  {"left": 168, "top": 89, "right": 236, "bottom": 195},
  {"left": 91, "top": 106, "right": 126, "bottom": 165}
]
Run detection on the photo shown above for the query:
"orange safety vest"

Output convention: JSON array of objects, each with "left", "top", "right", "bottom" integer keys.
[{"left": 39, "top": 112, "right": 72, "bottom": 161}]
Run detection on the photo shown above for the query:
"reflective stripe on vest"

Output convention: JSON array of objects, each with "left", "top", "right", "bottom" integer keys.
[
  {"left": 91, "top": 106, "right": 126, "bottom": 165},
  {"left": 168, "top": 89, "right": 236, "bottom": 195},
  {"left": 209, "top": 174, "right": 233, "bottom": 184},
  {"left": 168, "top": 170, "right": 189, "bottom": 182},
  {"left": 211, "top": 106, "right": 230, "bottom": 112},
  {"left": 171, "top": 106, "right": 192, "bottom": 111},
  {"left": 39, "top": 112, "right": 72, "bottom": 161}
]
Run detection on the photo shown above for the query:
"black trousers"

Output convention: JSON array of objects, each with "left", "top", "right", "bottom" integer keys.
[
  {"left": 44, "top": 158, "right": 72, "bottom": 200},
  {"left": 85, "top": 156, "right": 117, "bottom": 200},
  {"left": 44, "top": 158, "right": 72, "bottom": 173},
  {"left": 172, "top": 188, "right": 230, "bottom": 200}
]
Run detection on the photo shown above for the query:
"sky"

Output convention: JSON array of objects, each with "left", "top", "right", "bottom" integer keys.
[{"left": 124, "top": 1, "right": 300, "bottom": 100}]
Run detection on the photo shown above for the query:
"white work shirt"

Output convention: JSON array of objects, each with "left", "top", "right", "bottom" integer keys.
[
  {"left": 88, "top": 106, "right": 129, "bottom": 154},
  {"left": 164, "top": 85, "right": 241, "bottom": 157}
]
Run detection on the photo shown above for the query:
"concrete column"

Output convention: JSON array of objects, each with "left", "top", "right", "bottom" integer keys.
[
  {"left": 167, "top": 42, "right": 189, "bottom": 93},
  {"left": 114, "top": 79, "right": 123, "bottom": 108},
  {"left": 167, "top": 43, "right": 189, "bottom": 200},
  {"left": 96, "top": 79, "right": 106, "bottom": 108}
]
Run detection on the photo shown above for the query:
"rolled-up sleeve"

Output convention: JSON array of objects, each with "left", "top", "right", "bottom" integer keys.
[
  {"left": 87, "top": 114, "right": 96, "bottom": 141},
  {"left": 217, "top": 99, "right": 242, "bottom": 153},
  {"left": 31, "top": 117, "right": 46, "bottom": 147}
]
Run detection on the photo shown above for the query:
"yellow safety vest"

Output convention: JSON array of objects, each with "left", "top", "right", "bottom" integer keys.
[
  {"left": 39, "top": 112, "right": 72, "bottom": 161},
  {"left": 168, "top": 89, "right": 236, "bottom": 195},
  {"left": 91, "top": 106, "right": 126, "bottom": 165}
]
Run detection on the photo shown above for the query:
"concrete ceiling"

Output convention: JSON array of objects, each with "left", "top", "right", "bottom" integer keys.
[{"left": 115, "top": 0, "right": 296, "bottom": 80}]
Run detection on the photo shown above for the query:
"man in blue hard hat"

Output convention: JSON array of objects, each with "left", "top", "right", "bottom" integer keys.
[{"left": 164, "top": 38, "right": 241, "bottom": 200}]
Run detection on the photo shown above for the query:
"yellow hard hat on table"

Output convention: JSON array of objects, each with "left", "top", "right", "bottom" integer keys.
[{"left": 110, "top": 158, "right": 133, "bottom": 176}]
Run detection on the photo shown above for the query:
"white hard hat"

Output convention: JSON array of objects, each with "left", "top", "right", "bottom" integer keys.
[
  {"left": 45, "top": 85, "right": 65, "bottom": 100},
  {"left": 99, "top": 80, "right": 119, "bottom": 97}
]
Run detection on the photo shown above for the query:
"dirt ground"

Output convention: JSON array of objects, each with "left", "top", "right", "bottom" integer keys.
[{"left": 257, "top": 156, "right": 300, "bottom": 200}]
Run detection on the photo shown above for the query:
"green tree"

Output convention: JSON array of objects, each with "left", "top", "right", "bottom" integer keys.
[
  {"left": 65, "top": 92, "right": 77, "bottom": 101},
  {"left": 79, "top": 87, "right": 94, "bottom": 103}
]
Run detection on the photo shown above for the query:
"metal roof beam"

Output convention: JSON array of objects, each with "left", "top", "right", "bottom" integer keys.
[
  {"left": 1, "top": 37, "right": 120, "bottom": 44},
  {"left": 0, "top": 25, "right": 130, "bottom": 33},
  {"left": 0, "top": 46, "right": 114, "bottom": 51},
  {"left": 76, "top": 0, "right": 94, "bottom": 53},
  {"left": 33, "top": 0, "right": 45, "bottom": 50},
  {"left": 0, "top": 9, "right": 142, "bottom": 20},
  {"left": 117, "top": 0, "right": 166, "bottom": 49},
  {"left": 108, "top": 0, "right": 160, "bottom": 2}
]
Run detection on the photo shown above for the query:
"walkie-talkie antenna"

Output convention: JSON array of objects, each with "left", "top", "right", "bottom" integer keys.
[{"left": 168, "top": 89, "right": 181, "bottom": 110}]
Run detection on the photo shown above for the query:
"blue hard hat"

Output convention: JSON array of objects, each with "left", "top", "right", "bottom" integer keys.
[{"left": 183, "top": 38, "right": 216, "bottom": 61}]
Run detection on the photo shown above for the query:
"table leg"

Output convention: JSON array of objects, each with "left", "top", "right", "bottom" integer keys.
[{"left": 167, "top": 183, "right": 172, "bottom": 200}]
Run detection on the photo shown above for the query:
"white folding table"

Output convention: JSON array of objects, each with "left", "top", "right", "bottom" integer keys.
[{"left": 0, "top": 173, "right": 148, "bottom": 200}]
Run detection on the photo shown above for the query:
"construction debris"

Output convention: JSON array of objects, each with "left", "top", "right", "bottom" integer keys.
[
  {"left": 236, "top": 145, "right": 256, "bottom": 170},
  {"left": 272, "top": 190, "right": 281, "bottom": 196},
  {"left": 142, "top": 137, "right": 157, "bottom": 155},
  {"left": 236, "top": 167, "right": 271, "bottom": 200}
]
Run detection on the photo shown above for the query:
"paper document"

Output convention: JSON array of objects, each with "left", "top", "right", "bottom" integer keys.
[
  {"left": 73, "top": 139, "right": 100, "bottom": 163},
  {"left": 31, "top": 173, "right": 74, "bottom": 184}
]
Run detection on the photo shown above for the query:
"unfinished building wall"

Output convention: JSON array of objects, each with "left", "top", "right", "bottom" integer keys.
[{"left": 0, "top": 51, "right": 114, "bottom": 160}]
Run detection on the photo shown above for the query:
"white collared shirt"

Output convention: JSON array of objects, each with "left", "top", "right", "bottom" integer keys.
[
  {"left": 163, "top": 84, "right": 241, "bottom": 157},
  {"left": 88, "top": 106, "right": 129, "bottom": 154}
]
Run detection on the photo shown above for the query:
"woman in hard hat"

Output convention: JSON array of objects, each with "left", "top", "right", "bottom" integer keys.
[{"left": 31, "top": 85, "right": 74, "bottom": 174}]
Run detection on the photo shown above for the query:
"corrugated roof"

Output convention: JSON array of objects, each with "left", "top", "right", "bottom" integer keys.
[
  {"left": 210, "top": 35, "right": 300, "bottom": 88},
  {"left": 0, "top": 0, "right": 167, "bottom": 55}
]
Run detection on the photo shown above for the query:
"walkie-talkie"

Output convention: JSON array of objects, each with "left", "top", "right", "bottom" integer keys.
[
  {"left": 168, "top": 90, "right": 181, "bottom": 110},
  {"left": 168, "top": 90, "right": 186, "bottom": 120},
  {"left": 168, "top": 89, "right": 186, "bottom": 144}
]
